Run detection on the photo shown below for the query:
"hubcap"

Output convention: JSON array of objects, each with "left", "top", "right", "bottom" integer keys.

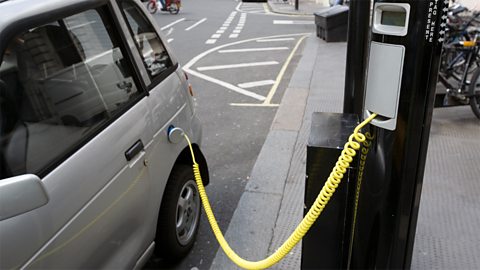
[{"left": 175, "top": 180, "right": 200, "bottom": 246}]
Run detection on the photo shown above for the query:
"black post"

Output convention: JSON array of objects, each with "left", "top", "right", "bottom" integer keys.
[
  {"left": 295, "top": 0, "right": 299, "bottom": 11},
  {"left": 343, "top": 0, "right": 371, "bottom": 115},
  {"left": 350, "top": 0, "right": 448, "bottom": 269}
]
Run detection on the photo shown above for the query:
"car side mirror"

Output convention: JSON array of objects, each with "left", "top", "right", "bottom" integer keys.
[{"left": 0, "top": 174, "right": 49, "bottom": 221}]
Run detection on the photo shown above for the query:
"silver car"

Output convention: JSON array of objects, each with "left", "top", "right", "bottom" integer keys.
[{"left": 0, "top": 0, "right": 209, "bottom": 268}]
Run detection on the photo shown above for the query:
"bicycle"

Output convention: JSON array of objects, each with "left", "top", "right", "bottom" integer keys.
[
  {"left": 442, "top": 9, "right": 480, "bottom": 76},
  {"left": 147, "top": 0, "right": 181, "bottom": 15},
  {"left": 438, "top": 38, "right": 480, "bottom": 119}
]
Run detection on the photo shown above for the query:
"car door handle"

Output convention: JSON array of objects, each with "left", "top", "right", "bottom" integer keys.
[{"left": 125, "top": 140, "right": 144, "bottom": 161}]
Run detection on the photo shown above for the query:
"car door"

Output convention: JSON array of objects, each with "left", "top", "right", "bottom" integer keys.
[
  {"left": 0, "top": 4, "right": 155, "bottom": 269},
  {"left": 114, "top": 0, "right": 195, "bottom": 244}
]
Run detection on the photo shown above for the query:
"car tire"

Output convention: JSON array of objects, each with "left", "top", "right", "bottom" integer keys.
[{"left": 155, "top": 164, "right": 201, "bottom": 261}]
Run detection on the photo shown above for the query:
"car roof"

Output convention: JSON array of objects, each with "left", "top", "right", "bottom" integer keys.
[{"left": 0, "top": 0, "right": 108, "bottom": 59}]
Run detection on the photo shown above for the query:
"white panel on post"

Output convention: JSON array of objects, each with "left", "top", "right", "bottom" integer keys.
[{"left": 364, "top": 41, "right": 405, "bottom": 130}]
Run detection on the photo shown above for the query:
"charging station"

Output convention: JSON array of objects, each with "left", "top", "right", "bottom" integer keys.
[
  {"left": 303, "top": 0, "right": 448, "bottom": 268},
  {"left": 174, "top": 1, "right": 449, "bottom": 269}
]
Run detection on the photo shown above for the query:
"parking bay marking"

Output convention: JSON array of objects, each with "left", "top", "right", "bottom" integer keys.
[
  {"left": 238, "top": 80, "right": 275, "bottom": 88},
  {"left": 183, "top": 33, "right": 310, "bottom": 102},
  {"left": 231, "top": 35, "right": 309, "bottom": 107},
  {"left": 197, "top": 61, "right": 278, "bottom": 71}
]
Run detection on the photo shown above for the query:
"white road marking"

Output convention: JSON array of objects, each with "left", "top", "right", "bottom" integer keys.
[
  {"left": 197, "top": 61, "right": 278, "bottom": 71},
  {"left": 187, "top": 70, "right": 266, "bottom": 101},
  {"left": 227, "top": 13, "right": 246, "bottom": 39},
  {"left": 263, "top": 35, "right": 308, "bottom": 104},
  {"left": 256, "top": 38, "right": 295, "bottom": 42},
  {"left": 273, "top": 20, "right": 314, "bottom": 25},
  {"left": 184, "top": 33, "right": 310, "bottom": 101},
  {"left": 219, "top": 47, "right": 289, "bottom": 53},
  {"left": 206, "top": 11, "right": 237, "bottom": 44},
  {"left": 234, "top": 2, "right": 242, "bottom": 12},
  {"left": 160, "top": 18, "right": 186, "bottom": 30},
  {"left": 185, "top": 18, "right": 207, "bottom": 31},
  {"left": 238, "top": 80, "right": 276, "bottom": 88},
  {"left": 166, "top": 28, "right": 173, "bottom": 36},
  {"left": 167, "top": 38, "right": 174, "bottom": 43}
]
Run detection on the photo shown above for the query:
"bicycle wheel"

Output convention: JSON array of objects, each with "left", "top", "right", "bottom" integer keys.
[
  {"left": 169, "top": 2, "right": 180, "bottom": 14},
  {"left": 469, "top": 67, "right": 480, "bottom": 119},
  {"left": 147, "top": 1, "right": 157, "bottom": 14}
]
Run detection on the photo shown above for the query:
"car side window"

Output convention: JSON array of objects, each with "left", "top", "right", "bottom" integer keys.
[
  {"left": 118, "top": 0, "right": 173, "bottom": 82},
  {"left": 0, "top": 8, "right": 140, "bottom": 179}
]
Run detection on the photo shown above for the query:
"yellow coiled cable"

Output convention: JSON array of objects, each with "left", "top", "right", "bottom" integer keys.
[{"left": 183, "top": 113, "right": 377, "bottom": 270}]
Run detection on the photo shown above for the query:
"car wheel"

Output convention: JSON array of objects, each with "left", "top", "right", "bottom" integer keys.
[{"left": 155, "top": 164, "right": 201, "bottom": 261}]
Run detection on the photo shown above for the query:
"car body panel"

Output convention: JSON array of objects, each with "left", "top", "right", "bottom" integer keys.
[{"left": 0, "top": 0, "right": 205, "bottom": 268}]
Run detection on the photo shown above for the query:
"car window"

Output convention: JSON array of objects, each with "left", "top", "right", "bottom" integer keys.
[
  {"left": 118, "top": 0, "right": 173, "bottom": 82},
  {"left": 0, "top": 8, "right": 140, "bottom": 179}
]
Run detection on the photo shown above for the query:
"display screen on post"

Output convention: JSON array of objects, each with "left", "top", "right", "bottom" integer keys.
[{"left": 381, "top": 11, "right": 406, "bottom": 26}]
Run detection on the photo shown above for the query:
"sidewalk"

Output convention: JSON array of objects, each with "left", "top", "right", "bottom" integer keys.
[
  {"left": 267, "top": 0, "right": 328, "bottom": 16},
  {"left": 210, "top": 7, "right": 480, "bottom": 270}
]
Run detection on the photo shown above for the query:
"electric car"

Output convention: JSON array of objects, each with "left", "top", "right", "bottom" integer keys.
[{"left": 0, "top": 0, "right": 209, "bottom": 268}]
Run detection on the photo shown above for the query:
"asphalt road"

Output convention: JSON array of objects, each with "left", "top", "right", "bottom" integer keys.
[{"left": 145, "top": 1, "right": 314, "bottom": 269}]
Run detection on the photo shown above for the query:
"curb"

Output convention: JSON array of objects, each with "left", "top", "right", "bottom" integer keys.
[{"left": 266, "top": 1, "right": 315, "bottom": 16}]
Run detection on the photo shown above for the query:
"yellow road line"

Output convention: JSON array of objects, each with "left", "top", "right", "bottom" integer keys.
[{"left": 263, "top": 34, "right": 308, "bottom": 105}]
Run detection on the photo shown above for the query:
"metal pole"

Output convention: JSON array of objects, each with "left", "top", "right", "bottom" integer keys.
[
  {"left": 343, "top": 0, "right": 371, "bottom": 115},
  {"left": 295, "top": 0, "right": 299, "bottom": 11}
]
